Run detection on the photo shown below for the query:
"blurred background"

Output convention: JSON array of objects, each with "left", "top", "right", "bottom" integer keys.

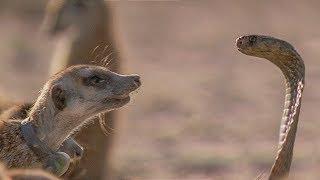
[{"left": 0, "top": 0, "right": 320, "bottom": 179}]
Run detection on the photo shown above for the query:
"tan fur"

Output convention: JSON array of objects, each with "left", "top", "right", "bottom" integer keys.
[
  {"left": 0, "top": 163, "right": 9, "bottom": 180},
  {"left": 43, "top": 0, "right": 121, "bottom": 178},
  {"left": 0, "top": 104, "right": 32, "bottom": 120},
  {"left": 0, "top": 104, "right": 83, "bottom": 177},
  {"left": 44, "top": 0, "right": 120, "bottom": 72},
  {"left": 0, "top": 97, "right": 19, "bottom": 115},
  {"left": 0, "top": 65, "right": 140, "bottom": 177},
  {"left": 0, "top": 162, "right": 59, "bottom": 180},
  {"left": 0, "top": 119, "right": 39, "bottom": 168},
  {"left": 0, "top": 104, "right": 38, "bottom": 169}
]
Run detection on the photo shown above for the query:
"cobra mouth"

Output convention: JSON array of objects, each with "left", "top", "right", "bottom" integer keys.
[{"left": 237, "top": 47, "right": 273, "bottom": 56}]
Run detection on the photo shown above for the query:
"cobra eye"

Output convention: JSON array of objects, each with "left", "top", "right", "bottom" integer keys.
[{"left": 248, "top": 36, "right": 257, "bottom": 46}]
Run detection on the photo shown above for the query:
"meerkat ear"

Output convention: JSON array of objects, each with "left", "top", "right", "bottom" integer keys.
[{"left": 51, "top": 85, "right": 66, "bottom": 111}]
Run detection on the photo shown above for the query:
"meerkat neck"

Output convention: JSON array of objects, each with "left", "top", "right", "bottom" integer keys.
[{"left": 27, "top": 92, "right": 85, "bottom": 151}]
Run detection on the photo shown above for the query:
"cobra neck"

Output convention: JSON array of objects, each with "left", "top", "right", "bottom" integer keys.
[{"left": 268, "top": 55, "right": 305, "bottom": 179}]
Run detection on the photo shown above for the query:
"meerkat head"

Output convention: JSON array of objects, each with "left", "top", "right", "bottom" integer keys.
[
  {"left": 22, "top": 65, "right": 141, "bottom": 175},
  {"left": 30, "top": 65, "right": 140, "bottom": 127},
  {"left": 43, "top": 0, "right": 105, "bottom": 35},
  {"left": 45, "top": 65, "right": 141, "bottom": 120}
]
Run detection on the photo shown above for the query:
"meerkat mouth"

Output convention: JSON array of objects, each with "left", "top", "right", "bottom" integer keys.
[
  {"left": 112, "top": 96, "right": 130, "bottom": 103},
  {"left": 103, "top": 94, "right": 131, "bottom": 106},
  {"left": 112, "top": 94, "right": 130, "bottom": 100}
]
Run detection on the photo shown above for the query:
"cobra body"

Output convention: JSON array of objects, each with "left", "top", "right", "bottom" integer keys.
[{"left": 236, "top": 35, "right": 305, "bottom": 179}]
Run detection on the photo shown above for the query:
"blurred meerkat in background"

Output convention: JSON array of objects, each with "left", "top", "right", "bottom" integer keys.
[
  {"left": 0, "top": 163, "right": 59, "bottom": 180},
  {"left": 43, "top": 0, "right": 122, "bottom": 179}
]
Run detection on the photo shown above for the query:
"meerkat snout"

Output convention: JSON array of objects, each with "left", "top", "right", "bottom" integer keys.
[{"left": 130, "top": 75, "right": 141, "bottom": 88}]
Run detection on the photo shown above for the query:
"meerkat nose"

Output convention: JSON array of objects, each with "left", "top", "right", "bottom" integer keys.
[{"left": 131, "top": 75, "right": 141, "bottom": 87}]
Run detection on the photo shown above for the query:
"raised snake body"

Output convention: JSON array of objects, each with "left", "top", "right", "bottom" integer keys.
[{"left": 236, "top": 35, "right": 305, "bottom": 180}]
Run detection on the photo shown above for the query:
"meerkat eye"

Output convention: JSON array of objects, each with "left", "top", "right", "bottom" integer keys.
[
  {"left": 83, "top": 75, "right": 105, "bottom": 87},
  {"left": 90, "top": 75, "right": 104, "bottom": 84}
]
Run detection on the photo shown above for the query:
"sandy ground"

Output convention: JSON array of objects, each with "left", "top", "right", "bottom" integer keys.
[{"left": 0, "top": 0, "right": 320, "bottom": 179}]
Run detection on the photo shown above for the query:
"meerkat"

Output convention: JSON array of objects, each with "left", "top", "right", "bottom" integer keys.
[
  {"left": 42, "top": 0, "right": 121, "bottom": 178},
  {"left": 0, "top": 163, "right": 10, "bottom": 180},
  {"left": 0, "top": 103, "right": 84, "bottom": 177},
  {"left": 0, "top": 65, "right": 141, "bottom": 177},
  {"left": 0, "top": 103, "right": 84, "bottom": 159},
  {"left": 0, "top": 162, "right": 59, "bottom": 180},
  {"left": 44, "top": 0, "right": 120, "bottom": 73}
]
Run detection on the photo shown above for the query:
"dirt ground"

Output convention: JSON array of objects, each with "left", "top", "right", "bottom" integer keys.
[{"left": 0, "top": 0, "right": 320, "bottom": 179}]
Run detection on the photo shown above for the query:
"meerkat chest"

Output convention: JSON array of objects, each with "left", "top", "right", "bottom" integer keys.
[{"left": 0, "top": 123, "right": 41, "bottom": 168}]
